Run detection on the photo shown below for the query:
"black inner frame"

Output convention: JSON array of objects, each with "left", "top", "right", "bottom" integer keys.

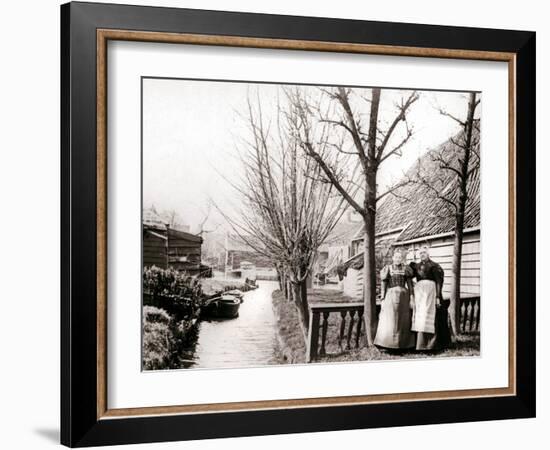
[{"left": 61, "top": 2, "right": 536, "bottom": 447}]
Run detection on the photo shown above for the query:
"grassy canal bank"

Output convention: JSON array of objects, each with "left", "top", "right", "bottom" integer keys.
[{"left": 271, "top": 289, "right": 480, "bottom": 363}]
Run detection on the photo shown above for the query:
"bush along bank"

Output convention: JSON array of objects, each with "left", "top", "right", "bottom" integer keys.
[
  {"left": 143, "top": 266, "right": 203, "bottom": 321},
  {"left": 142, "top": 267, "right": 204, "bottom": 370},
  {"left": 142, "top": 267, "right": 259, "bottom": 369}
]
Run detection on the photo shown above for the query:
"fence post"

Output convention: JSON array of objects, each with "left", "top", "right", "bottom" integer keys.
[
  {"left": 319, "top": 312, "right": 330, "bottom": 356},
  {"left": 356, "top": 309, "right": 364, "bottom": 348},
  {"left": 306, "top": 309, "right": 320, "bottom": 362}
]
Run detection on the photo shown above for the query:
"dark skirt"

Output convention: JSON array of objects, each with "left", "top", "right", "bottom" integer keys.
[
  {"left": 416, "top": 301, "right": 451, "bottom": 351},
  {"left": 374, "top": 286, "right": 415, "bottom": 350}
]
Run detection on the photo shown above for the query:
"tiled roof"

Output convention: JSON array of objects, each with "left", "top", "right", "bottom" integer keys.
[
  {"left": 324, "top": 220, "right": 363, "bottom": 246},
  {"left": 355, "top": 126, "right": 480, "bottom": 243}
]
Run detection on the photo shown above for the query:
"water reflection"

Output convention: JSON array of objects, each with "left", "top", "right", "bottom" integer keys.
[{"left": 178, "top": 280, "right": 280, "bottom": 369}]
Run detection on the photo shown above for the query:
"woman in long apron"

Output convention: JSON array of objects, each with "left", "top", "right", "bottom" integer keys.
[
  {"left": 410, "top": 247, "right": 450, "bottom": 351},
  {"left": 374, "top": 249, "right": 415, "bottom": 350}
]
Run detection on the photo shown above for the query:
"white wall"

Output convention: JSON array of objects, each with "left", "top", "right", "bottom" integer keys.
[
  {"left": 406, "top": 231, "right": 481, "bottom": 297},
  {"left": 345, "top": 231, "right": 481, "bottom": 299},
  {"left": 0, "top": 1, "right": 546, "bottom": 450},
  {"left": 343, "top": 267, "right": 361, "bottom": 298}
]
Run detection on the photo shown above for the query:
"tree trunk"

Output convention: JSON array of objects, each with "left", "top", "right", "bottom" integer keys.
[
  {"left": 292, "top": 280, "right": 309, "bottom": 342},
  {"left": 300, "top": 279, "right": 309, "bottom": 327},
  {"left": 362, "top": 210, "right": 378, "bottom": 346},
  {"left": 277, "top": 268, "right": 284, "bottom": 292},
  {"left": 449, "top": 213, "right": 464, "bottom": 336},
  {"left": 361, "top": 88, "right": 381, "bottom": 347},
  {"left": 449, "top": 92, "right": 477, "bottom": 336}
]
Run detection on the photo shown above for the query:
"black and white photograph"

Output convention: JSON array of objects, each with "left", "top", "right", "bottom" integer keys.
[{"left": 141, "top": 79, "right": 481, "bottom": 370}]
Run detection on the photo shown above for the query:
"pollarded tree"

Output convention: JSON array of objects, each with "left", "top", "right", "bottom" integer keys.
[{"left": 219, "top": 90, "right": 346, "bottom": 339}]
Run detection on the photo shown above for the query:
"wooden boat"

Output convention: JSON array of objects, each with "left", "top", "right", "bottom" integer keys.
[
  {"left": 224, "top": 289, "right": 244, "bottom": 301},
  {"left": 202, "top": 294, "right": 241, "bottom": 319}
]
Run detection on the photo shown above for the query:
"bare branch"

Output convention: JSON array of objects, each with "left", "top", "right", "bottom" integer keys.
[
  {"left": 376, "top": 179, "right": 414, "bottom": 203},
  {"left": 438, "top": 108, "right": 466, "bottom": 127},
  {"left": 375, "top": 91, "right": 419, "bottom": 162}
]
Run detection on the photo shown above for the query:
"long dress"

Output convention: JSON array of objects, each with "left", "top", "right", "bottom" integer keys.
[
  {"left": 374, "top": 264, "right": 415, "bottom": 350},
  {"left": 410, "top": 260, "right": 450, "bottom": 351}
]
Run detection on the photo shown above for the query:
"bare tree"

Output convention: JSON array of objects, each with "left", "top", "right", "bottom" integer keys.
[
  {"left": 161, "top": 208, "right": 189, "bottom": 231},
  {"left": 218, "top": 90, "right": 346, "bottom": 338},
  {"left": 288, "top": 87, "right": 418, "bottom": 346},
  {"left": 196, "top": 201, "right": 221, "bottom": 236},
  {"left": 415, "top": 92, "right": 480, "bottom": 336}
]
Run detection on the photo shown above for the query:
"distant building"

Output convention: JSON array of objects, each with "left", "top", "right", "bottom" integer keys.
[
  {"left": 341, "top": 131, "right": 480, "bottom": 300},
  {"left": 314, "top": 216, "right": 362, "bottom": 284},
  {"left": 224, "top": 234, "right": 277, "bottom": 280}
]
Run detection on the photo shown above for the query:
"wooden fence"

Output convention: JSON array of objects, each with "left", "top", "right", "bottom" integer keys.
[
  {"left": 306, "top": 296, "right": 480, "bottom": 362},
  {"left": 306, "top": 302, "right": 365, "bottom": 362}
]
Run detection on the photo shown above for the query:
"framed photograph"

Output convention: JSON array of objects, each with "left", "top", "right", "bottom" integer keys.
[{"left": 61, "top": 1, "right": 535, "bottom": 447}]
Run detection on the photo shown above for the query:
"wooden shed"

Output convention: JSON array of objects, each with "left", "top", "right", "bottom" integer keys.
[
  {"left": 342, "top": 129, "right": 480, "bottom": 300},
  {"left": 143, "top": 225, "right": 168, "bottom": 269},
  {"left": 142, "top": 224, "right": 203, "bottom": 275},
  {"left": 166, "top": 227, "right": 203, "bottom": 274}
]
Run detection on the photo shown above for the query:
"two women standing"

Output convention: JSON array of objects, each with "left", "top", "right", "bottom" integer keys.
[{"left": 374, "top": 247, "right": 451, "bottom": 352}]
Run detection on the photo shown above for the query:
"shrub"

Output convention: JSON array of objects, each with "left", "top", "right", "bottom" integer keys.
[
  {"left": 143, "top": 305, "right": 171, "bottom": 324},
  {"left": 142, "top": 306, "right": 176, "bottom": 370},
  {"left": 143, "top": 266, "right": 202, "bottom": 299},
  {"left": 142, "top": 268, "right": 205, "bottom": 369}
]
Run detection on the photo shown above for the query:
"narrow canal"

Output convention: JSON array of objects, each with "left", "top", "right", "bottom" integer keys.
[{"left": 179, "top": 280, "right": 280, "bottom": 369}]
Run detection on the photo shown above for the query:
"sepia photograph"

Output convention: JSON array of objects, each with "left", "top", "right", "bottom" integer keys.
[
  {"left": 57, "top": 3, "right": 536, "bottom": 446},
  {"left": 141, "top": 78, "right": 481, "bottom": 371}
]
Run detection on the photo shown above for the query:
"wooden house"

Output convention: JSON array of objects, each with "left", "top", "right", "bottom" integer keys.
[
  {"left": 341, "top": 130, "right": 480, "bottom": 300},
  {"left": 166, "top": 227, "right": 203, "bottom": 274},
  {"left": 142, "top": 208, "right": 203, "bottom": 275},
  {"left": 314, "top": 217, "right": 362, "bottom": 284},
  {"left": 143, "top": 225, "right": 168, "bottom": 269}
]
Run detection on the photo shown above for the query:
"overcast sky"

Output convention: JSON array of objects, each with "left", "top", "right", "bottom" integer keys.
[{"left": 142, "top": 78, "right": 480, "bottom": 233}]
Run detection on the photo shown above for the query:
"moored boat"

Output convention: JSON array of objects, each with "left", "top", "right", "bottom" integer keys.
[
  {"left": 224, "top": 289, "right": 244, "bottom": 301},
  {"left": 202, "top": 294, "right": 242, "bottom": 319}
]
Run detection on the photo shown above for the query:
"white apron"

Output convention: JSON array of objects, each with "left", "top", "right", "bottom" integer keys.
[{"left": 412, "top": 279, "right": 437, "bottom": 334}]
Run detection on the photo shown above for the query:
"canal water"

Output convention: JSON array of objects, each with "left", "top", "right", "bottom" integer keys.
[{"left": 179, "top": 280, "right": 280, "bottom": 369}]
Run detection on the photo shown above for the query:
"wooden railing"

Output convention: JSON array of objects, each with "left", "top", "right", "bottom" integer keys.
[
  {"left": 306, "top": 295, "right": 480, "bottom": 362},
  {"left": 458, "top": 296, "right": 480, "bottom": 333},
  {"left": 441, "top": 294, "right": 480, "bottom": 333},
  {"left": 306, "top": 302, "right": 364, "bottom": 362}
]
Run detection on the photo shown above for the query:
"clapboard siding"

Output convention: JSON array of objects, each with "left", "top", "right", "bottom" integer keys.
[
  {"left": 407, "top": 232, "right": 480, "bottom": 297},
  {"left": 407, "top": 231, "right": 481, "bottom": 297},
  {"left": 344, "top": 230, "right": 480, "bottom": 299},
  {"left": 167, "top": 247, "right": 201, "bottom": 256},
  {"left": 143, "top": 231, "right": 167, "bottom": 269},
  {"left": 143, "top": 226, "right": 203, "bottom": 273}
]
